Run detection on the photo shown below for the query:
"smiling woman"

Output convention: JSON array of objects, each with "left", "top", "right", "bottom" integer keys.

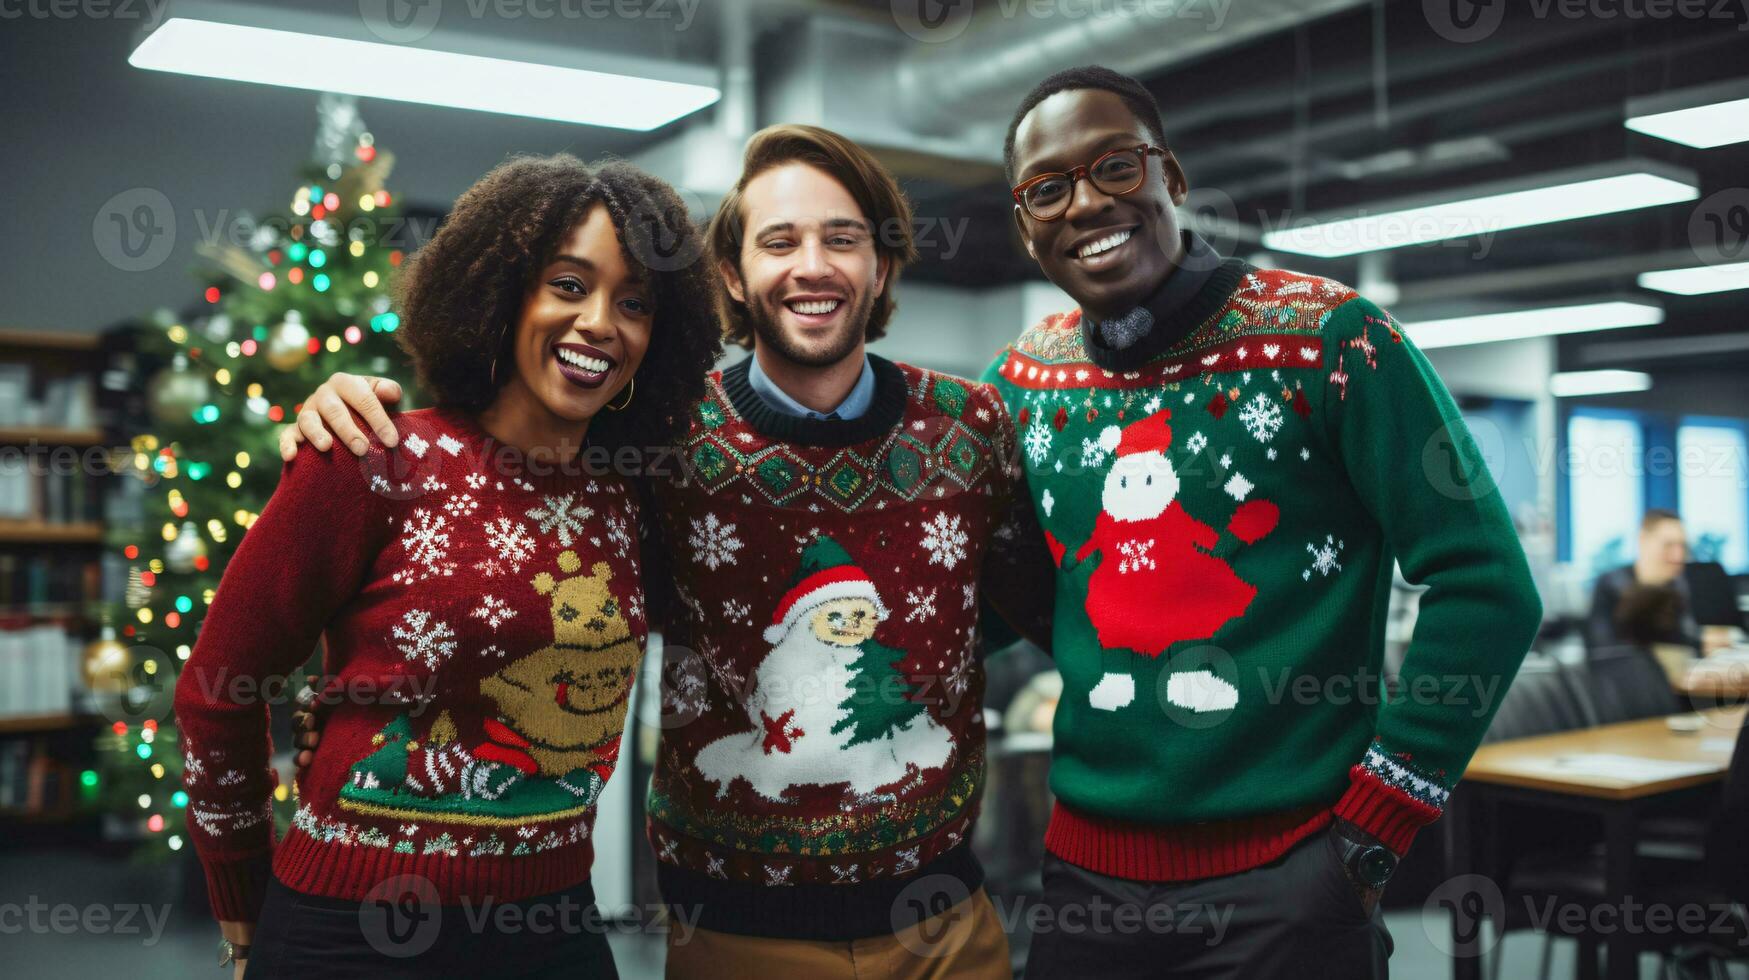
[
  {"left": 171, "top": 154, "right": 720, "bottom": 980},
  {"left": 392, "top": 154, "right": 721, "bottom": 456}
]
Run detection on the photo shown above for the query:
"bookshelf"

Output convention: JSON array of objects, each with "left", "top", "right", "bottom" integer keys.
[{"left": 0, "top": 328, "right": 111, "bottom": 827}]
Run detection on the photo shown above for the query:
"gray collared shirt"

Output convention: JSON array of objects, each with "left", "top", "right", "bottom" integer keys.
[{"left": 745, "top": 354, "right": 875, "bottom": 421}]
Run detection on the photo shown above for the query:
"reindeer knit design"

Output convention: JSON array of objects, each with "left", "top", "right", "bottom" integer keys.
[
  {"left": 174, "top": 408, "right": 647, "bottom": 922},
  {"left": 981, "top": 265, "right": 1541, "bottom": 882},
  {"left": 640, "top": 354, "right": 1039, "bottom": 941}
]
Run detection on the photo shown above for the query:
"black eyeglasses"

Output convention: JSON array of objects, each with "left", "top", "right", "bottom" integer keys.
[{"left": 1011, "top": 144, "right": 1168, "bottom": 221}]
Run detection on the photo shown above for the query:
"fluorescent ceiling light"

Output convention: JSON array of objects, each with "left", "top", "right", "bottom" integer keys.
[
  {"left": 130, "top": 3, "right": 718, "bottom": 130},
  {"left": 1638, "top": 260, "right": 1749, "bottom": 295},
  {"left": 1626, "top": 78, "right": 1749, "bottom": 149},
  {"left": 1403, "top": 299, "right": 1664, "bottom": 350},
  {"left": 1550, "top": 370, "right": 1653, "bottom": 398},
  {"left": 1262, "top": 161, "right": 1698, "bottom": 258}
]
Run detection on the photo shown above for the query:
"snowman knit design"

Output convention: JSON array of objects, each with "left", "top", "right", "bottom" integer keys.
[
  {"left": 641, "top": 354, "right": 1032, "bottom": 941},
  {"left": 173, "top": 408, "right": 647, "bottom": 922},
  {"left": 982, "top": 264, "right": 1541, "bottom": 883}
]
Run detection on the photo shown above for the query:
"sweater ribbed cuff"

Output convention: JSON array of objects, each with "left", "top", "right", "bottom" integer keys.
[
  {"left": 200, "top": 852, "right": 273, "bottom": 923},
  {"left": 1332, "top": 767, "right": 1444, "bottom": 855}
]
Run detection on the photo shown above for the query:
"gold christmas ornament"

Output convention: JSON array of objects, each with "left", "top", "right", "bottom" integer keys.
[
  {"left": 265, "top": 311, "right": 313, "bottom": 371},
  {"left": 82, "top": 627, "right": 132, "bottom": 694}
]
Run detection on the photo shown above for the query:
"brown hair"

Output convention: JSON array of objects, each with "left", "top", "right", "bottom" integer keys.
[
  {"left": 1642, "top": 508, "right": 1683, "bottom": 533},
  {"left": 707, "top": 124, "right": 918, "bottom": 349},
  {"left": 391, "top": 154, "right": 720, "bottom": 451}
]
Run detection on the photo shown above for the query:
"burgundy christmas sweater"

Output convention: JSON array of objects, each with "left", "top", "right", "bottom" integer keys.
[
  {"left": 174, "top": 408, "right": 648, "bottom": 922},
  {"left": 642, "top": 354, "right": 1036, "bottom": 940}
]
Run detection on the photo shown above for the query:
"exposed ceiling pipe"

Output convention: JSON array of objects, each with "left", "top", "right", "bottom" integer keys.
[
  {"left": 895, "top": 0, "right": 1373, "bottom": 136},
  {"left": 1187, "top": 29, "right": 1739, "bottom": 172},
  {"left": 717, "top": 0, "right": 754, "bottom": 144}
]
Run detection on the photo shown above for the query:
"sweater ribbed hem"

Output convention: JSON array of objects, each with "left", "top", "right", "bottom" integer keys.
[
  {"left": 655, "top": 841, "right": 984, "bottom": 941},
  {"left": 1043, "top": 801, "right": 1333, "bottom": 883},
  {"left": 1332, "top": 767, "right": 1443, "bottom": 855},
  {"left": 201, "top": 852, "right": 273, "bottom": 922},
  {"left": 271, "top": 825, "right": 595, "bottom": 907}
]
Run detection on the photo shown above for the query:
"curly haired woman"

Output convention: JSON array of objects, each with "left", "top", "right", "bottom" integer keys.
[{"left": 173, "top": 154, "right": 720, "bottom": 980}]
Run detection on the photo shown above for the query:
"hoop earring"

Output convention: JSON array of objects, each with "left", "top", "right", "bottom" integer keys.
[{"left": 605, "top": 376, "right": 635, "bottom": 412}]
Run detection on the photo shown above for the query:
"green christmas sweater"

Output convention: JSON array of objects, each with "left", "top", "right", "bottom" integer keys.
[{"left": 981, "top": 263, "right": 1542, "bottom": 881}]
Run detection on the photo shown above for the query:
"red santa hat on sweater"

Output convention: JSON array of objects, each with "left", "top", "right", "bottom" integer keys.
[
  {"left": 1097, "top": 409, "right": 1173, "bottom": 458},
  {"left": 763, "top": 534, "right": 888, "bottom": 644}
]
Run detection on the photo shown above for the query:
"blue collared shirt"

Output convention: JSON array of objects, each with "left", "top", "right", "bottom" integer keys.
[{"left": 745, "top": 354, "right": 875, "bottom": 421}]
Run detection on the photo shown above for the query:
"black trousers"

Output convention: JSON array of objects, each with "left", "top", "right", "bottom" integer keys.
[
  {"left": 243, "top": 876, "right": 620, "bottom": 980},
  {"left": 1024, "top": 829, "right": 1393, "bottom": 980}
]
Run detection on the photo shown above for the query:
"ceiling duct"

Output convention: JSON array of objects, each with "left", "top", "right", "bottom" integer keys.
[{"left": 894, "top": 0, "right": 1374, "bottom": 137}]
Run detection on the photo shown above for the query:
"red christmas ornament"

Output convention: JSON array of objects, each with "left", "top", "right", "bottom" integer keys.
[
  {"left": 1052, "top": 406, "right": 1068, "bottom": 431},
  {"left": 1207, "top": 391, "right": 1229, "bottom": 419}
]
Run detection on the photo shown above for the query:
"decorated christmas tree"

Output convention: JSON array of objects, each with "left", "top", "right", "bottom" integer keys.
[{"left": 92, "top": 95, "right": 419, "bottom": 858}]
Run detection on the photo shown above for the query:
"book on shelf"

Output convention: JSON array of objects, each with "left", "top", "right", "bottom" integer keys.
[
  {"left": 0, "top": 621, "right": 78, "bottom": 721},
  {"left": 0, "top": 362, "right": 97, "bottom": 431},
  {"left": 0, "top": 468, "right": 104, "bottom": 526}
]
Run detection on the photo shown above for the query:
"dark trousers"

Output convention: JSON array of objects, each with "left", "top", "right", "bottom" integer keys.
[
  {"left": 243, "top": 875, "right": 619, "bottom": 980},
  {"left": 1024, "top": 830, "right": 1392, "bottom": 980}
]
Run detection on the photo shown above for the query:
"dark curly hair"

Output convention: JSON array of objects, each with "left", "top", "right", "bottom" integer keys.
[{"left": 391, "top": 153, "right": 720, "bottom": 451}]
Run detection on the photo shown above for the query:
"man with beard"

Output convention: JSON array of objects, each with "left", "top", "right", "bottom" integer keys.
[
  {"left": 280, "top": 125, "right": 1050, "bottom": 979},
  {"left": 982, "top": 66, "right": 1542, "bottom": 978}
]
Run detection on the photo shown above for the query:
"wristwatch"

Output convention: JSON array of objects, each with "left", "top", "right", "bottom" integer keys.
[
  {"left": 219, "top": 938, "right": 251, "bottom": 968},
  {"left": 1332, "top": 829, "right": 1398, "bottom": 889}
]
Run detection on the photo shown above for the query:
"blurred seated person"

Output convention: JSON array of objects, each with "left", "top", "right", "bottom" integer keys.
[
  {"left": 1588, "top": 510, "right": 1704, "bottom": 651},
  {"left": 1613, "top": 582, "right": 1700, "bottom": 678}
]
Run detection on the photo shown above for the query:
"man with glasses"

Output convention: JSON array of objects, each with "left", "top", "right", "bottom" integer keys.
[{"left": 982, "top": 66, "right": 1542, "bottom": 978}]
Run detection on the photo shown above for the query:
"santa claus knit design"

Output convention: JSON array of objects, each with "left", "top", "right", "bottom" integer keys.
[
  {"left": 982, "top": 265, "right": 1540, "bottom": 880},
  {"left": 643, "top": 354, "right": 1025, "bottom": 940},
  {"left": 174, "top": 408, "right": 647, "bottom": 922}
]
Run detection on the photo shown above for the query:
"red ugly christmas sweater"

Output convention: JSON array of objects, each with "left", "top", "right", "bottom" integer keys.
[
  {"left": 174, "top": 408, "right": 648, "bottom": 922},
  {"left": 641, "top": 354, "right": 1040, "bottom": 940}
]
